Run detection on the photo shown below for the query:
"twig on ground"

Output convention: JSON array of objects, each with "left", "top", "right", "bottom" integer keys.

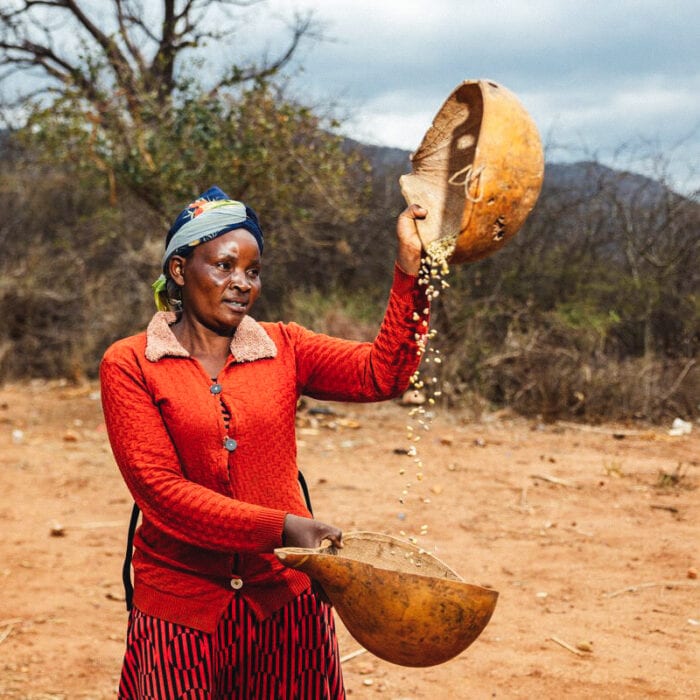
[
  {"left": 0, "top": 621, "right": 19, "bottom": 645},
  {"left": 510, "top": 484, "right": 534, "bottom": 513},
  {"left": 549, "top": 635, "right": 583, "bottom": 656},
  {"left": 340, "top": 647, "right": 368, "bottom": 663},
  {"left": 530, "top": 473, "right": 577, "bottom": 488},
  {"left": 0, "top": 618, "right": 23, "bottom": 627},
  {"left": 520, "top": 485, "right": 528, "bottom": 505},
  {"left": 650, "top": 504, "right": 679, "bottom": 514},
  {"left": 603, "top": 581, "right": 700, "bottom": 598},
  {"left": 556, "top": 422, "right": 656, "bottom": 438}
]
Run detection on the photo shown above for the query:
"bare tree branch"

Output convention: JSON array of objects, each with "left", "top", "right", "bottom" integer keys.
[
  {"left": 114, "top": 0, "right": 146, "bottom": 77},
  {"left": 62, "top": 0, "right": 141, "bottom": 100},
  {"left": 0, "top": 0, "right": 325, "bottom": 217},
  {"left": 211, "top": 11, "right": 314, "bottom": 92}
]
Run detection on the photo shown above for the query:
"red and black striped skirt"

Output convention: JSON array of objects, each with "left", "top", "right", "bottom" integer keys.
[{"left": 118, "top": 589, "right": 345, "bottom": 699}]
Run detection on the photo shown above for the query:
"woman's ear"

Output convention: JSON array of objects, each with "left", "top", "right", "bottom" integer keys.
[{"left": 168, "top": 256, "right": 186, "bottom": 286}]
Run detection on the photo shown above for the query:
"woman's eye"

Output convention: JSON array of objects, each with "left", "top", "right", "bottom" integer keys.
[
  {"left": 247, "top": 268, "right": 260, "bottom": 279},
  {"left": 216, "top": 261, "right": 231, "bottom": 270}
]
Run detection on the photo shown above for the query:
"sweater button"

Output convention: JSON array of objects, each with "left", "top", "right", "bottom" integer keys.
[
  {"left": 230, "top": 577, "right": 243, "bottom": 590},
  {"left": 210, "top": 383, "right": 222, "bottom": 395},
  {"left": 224, "top": 437, "right": 238, "bottom": 452}
]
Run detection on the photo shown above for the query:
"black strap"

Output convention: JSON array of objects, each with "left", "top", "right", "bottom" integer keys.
[
  {"left": 122, "top": 502, "right": 140, "bottom": 611},
  {"left": 298, "top": 470, "right": 313, "bottom": 515},
  {"left": 121, "top": 472, "right": 313, "bottom": 609}
]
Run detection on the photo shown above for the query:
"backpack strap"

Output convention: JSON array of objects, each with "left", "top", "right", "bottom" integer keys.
[
  {"left": 298, "top": 469, "right": 313, "bottom": 515},
  {"left": 122, "top": 501, "right": 140, "bottom": 611}
]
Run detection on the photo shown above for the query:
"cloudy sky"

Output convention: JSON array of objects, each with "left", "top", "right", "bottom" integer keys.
[
  {"left": 3, "top": 0, "right": 697, "bottom": 192},
  {"left": 239, "top": 0, "right": 699, "bottom": 192}
]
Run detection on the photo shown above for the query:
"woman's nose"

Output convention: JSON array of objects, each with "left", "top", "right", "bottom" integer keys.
[{"left": 228, "top": 269, "right": 250, "bottom": 290}]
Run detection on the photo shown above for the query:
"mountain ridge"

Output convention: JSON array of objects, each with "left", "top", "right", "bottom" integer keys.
[{"left": 346, "top": 136, "right": 675, "bottom": 204}]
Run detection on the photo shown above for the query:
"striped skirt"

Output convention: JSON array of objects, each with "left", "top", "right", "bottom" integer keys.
[{"left": 118, "top": 589, "right": 346, "bottom": 699}]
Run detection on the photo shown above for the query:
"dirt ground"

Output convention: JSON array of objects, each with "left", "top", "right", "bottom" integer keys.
[{"left": 0, "top": 379, "right": 698, "bottom": 699}]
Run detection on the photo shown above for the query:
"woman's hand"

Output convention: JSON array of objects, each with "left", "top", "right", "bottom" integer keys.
[
  {"left": 396, "top": 203, "right": 428, "bottom": 276},
  {"left": 282, "top": 513, "right": 343, "bottom": 549}
]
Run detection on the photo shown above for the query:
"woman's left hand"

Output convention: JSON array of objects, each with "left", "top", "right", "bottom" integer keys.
[
  {"left": 282, "top": 513, "right": 343, "bottom": 549},
  {"left": 396, "top": 203, "right": 427, "bottom": 276}
]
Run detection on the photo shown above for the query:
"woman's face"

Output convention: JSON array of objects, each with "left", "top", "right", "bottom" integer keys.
[{"left": 171, "top": 228, "right": 262, "bottom": 333}]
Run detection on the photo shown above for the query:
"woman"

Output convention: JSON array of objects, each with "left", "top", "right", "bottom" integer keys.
[{"left": 100, "top": 185, "right": 429, "bottom": 698}]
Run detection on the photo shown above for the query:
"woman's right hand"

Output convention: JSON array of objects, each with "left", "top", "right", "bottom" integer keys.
[
  {"left": 282, "top": 513, "right": 342, "bottom": 549},
  {"left": 396, "top": 203, "right": 427, "bottom": 276}
]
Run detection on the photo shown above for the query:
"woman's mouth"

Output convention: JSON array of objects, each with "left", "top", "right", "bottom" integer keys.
[{"left": 225, "top": 298, "right": 248, "bottom": 312}]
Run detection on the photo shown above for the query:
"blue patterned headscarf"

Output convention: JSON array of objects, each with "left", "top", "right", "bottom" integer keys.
[{"left": 152, "top": 186, "right": 264, "bottom": 310}]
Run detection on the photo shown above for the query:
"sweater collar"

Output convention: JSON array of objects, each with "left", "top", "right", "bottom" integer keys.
[{"left": 145, "top": 311, "right": 277, "bottom": 363}]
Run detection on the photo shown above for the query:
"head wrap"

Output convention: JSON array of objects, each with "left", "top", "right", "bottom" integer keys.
[{"left": 152, "top": 186, "right": 264, "bottom": 310}]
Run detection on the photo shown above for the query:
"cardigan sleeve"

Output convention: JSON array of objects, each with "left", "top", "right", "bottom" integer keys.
[
  {"left": 293, "top": 264, "right": 430, "bottom": 401},
  {"left": 100, "top": 350, "right": 287, "bottom": 554}
]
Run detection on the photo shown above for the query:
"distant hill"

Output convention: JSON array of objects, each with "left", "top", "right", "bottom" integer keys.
[
  {"left": 343, "top": 137, "right": 411, "bottom": 171},
  {"left": 349, "top": 137, "right": 671, "bottom": 196},
  {"left": 344, "top": 138, "right": 694, "bottom": 221},
  {"left": 542, "top": 161, "right": 671, "bottom": 207},
  {"left": 342, "top": 137, "right": 700, "bottom": 280}
]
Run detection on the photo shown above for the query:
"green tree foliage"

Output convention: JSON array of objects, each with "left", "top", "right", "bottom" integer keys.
[
  {"left": 0, "top": 0, "right": 367, "bottom": 249},
  {"left": 0, "top": 0, "right": 370, "bottom": 373},
  {"left": 2, "top": 2, "right": 321, "bottom": 201}
]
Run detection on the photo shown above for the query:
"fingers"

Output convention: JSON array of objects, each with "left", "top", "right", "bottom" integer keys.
[
  {"left": 316, "top": 522, "right": 343, "bottom": 549},
  {"left": 396, "top": 204, "right": 427, "bottom": 275},
  {"left": 399, "top": 203, "right": 428, "bottom": 220},
  {"left": 282, "top": 514, "right": 342, "bottom": 549},
  {"left": 324, "top": 528, "right": 343, "bottom": 549}
]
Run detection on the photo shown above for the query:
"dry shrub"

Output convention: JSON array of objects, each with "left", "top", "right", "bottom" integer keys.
[
  {"left": 0, "top": 166, "right": 161, "bottom": 382},
  {"left": 655, "top": 463, "right": 695, "bottom": 491},
  {"left": 476, "top": 333, "right": 698, "bottom": 423},
  {"left": 429, "top": 291, "right": 698, "bottom": 424}
]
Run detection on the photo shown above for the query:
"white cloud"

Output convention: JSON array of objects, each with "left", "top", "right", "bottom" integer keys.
[
  {"left": 4, "top": 0, "right": 698, "bottom": 191},
  {"left": 264, "top": 0, "right": 699, "bottom": 192}
]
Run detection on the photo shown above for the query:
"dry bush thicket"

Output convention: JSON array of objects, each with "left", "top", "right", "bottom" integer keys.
[
  {"left": 0, "top": 152, "right": 161, "bottom": 380},
  {"left": 0, "top": 141, "right": 698, "bottom": 424}
]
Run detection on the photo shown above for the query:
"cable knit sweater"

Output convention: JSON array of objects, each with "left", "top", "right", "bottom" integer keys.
[{"left": 100, "top": 265, "right": 427, "bottom": 633}]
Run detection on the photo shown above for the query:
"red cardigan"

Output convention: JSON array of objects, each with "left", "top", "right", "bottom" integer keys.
[{"left": 100, "top": 265, "right": 427, "bottom": 632}]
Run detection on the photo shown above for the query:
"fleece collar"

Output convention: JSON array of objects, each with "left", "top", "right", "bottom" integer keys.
[{"left": 145, "top": 311, "right": 277, "bottom": 363}]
